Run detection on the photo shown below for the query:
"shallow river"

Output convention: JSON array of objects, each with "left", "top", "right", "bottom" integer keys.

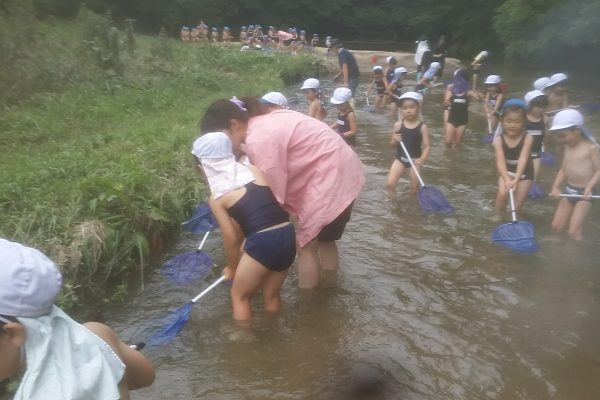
[{"left": 107, "top": 66, "right": 600, "bottom": 400}]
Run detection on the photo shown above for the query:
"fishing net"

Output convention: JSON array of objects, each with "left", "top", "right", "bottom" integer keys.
[
  {"left": 417, "top": 186, "right": 455, "bottom": 214},
  {"left": 147, "top": 302, "right": 193, "bottom": 346},
  {"left": 528, "top": 182, "right": 545, "bottom": 199},
  {"left": 541, "top": 151, "right": 556, "bottom": 166},
  {"left": 491, "top": 221, "right": 539, "bottom": 253},
  {"left": 181, "top": 203, "right": 216, "bottom": 234},
  {"left": 480, "top": 133, "right": 494, "bottom": 144},
  {"left": 160, "top": 251, "right": 213, "bottom": 286}
]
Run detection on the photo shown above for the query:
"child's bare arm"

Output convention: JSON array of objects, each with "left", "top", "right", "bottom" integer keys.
[
  {"left": 390, "top": 122, "right": 401, "bottom": 145},
  {"left": 418, "top": 124, "right": 431, "bottom": 164},
  {"left": 585, "top": 144, "right": 600, "bottom": 196},
  {"left": 345, "top": 112, "right": 358, "bottom": 138},
  {"left": 513, "top": 134, "right": 534, "bottom": 186},
  {"left": 493, "top": 136, "right": 510, "bottom": 186}
]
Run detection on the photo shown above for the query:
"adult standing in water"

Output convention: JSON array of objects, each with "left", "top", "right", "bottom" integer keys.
[
  {"left": 199, "top": 96, "right": 365, "bottom": 289},
  {"left": 331, "top": 39, "right": 360, "bottom": 96}
]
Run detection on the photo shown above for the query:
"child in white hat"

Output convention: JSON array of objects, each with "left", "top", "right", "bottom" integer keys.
[
  {"left": 301, "top": 78, "right": 326, "bottom": 120},
  {"left": 0, "top": 239, "right": 155, "bottom": 399},
  {"left": 386, "top": 92, "right": 431, "bottom": 197},
  {"left": 365, "top": 66, "right": 386, "bottom": 111},
  {"left": 549, "top": 109, "right": 600, "bottom": 240},
  {"left": 483, "top": 75, "right": 505, "bottom": 135},
  {"left": 546, "top": 72, "right": 569, "bottom": 113},
  {"left": 330, "top": 87, "right": 358, "bottom": 148}
]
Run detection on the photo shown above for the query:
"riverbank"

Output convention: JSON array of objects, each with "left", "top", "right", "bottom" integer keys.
[{"left": 0, "top": 18, "right": 325, "bottom": 309}]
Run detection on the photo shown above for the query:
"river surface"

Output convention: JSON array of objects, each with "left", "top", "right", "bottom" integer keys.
[{"left": 106, "top": 66, "right": 600, "bottom": 400}]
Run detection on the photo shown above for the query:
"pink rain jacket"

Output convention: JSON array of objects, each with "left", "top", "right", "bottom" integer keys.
[{"left": 245, "top": 110, "right": 365, "bottom": 247}]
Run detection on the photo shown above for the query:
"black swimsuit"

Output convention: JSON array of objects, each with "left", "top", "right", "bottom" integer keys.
[
  {"left": 501, "top": 134, "right": 534, "bottom": 181},
  {"left": 395, "top": 122, "right": 423, "bottom": 168},
  {"left": 448, "top": 93, "right": 469, "bottom": 127},
  {"left": 526, "top": 119, "right": 545, "bottom": 158},
  {"left": 336, "top": 111, "right": 356, "bottom": 146}
]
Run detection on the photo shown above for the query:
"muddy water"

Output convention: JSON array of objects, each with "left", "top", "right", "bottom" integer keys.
[{"left": 107, "top": 68, "right": 600, "bottom": 400}]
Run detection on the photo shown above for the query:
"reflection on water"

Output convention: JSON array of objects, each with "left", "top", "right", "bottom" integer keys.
[{"left": 107, "top": 67, "right": 600, "bottom": 399}]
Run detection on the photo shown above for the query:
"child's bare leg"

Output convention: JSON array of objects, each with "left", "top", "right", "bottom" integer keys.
[
  {"left": 455, "top": 125, "right": 467, "bottom": 146},
  {"left": 444, "top": 123, "right": 456, "bottom": 146},
  {"left": 385, "top": 159, "right": 405, "bottom": 197},
  {"left": 318, "top": 241, "right": 339, "bottom": 271},
  {"left": 409, "top": 167, "right": 420, "bottom": 194},
  {"left": 532, "top": 158, "right": 541, "bottom": 180},
  {"left": 298, "top": 239, "right": 320, "bottom": 289},
  {"left": 261, "top": 270, "right": 288, "bottom": 314},
  {"left": 514, "top": 179, "right": 533, "bottom": 211},
  {"left": 551, "top": 198, "right": 573, "bottom": 233},
  {"left": 231, "top": 254, "right": 270, "bottom": 321},
  {"left": 567, "top": 200, "right": 592, "bottom": 240},
  {"left": 495, "top": 176, "right": 508, "bottom": 211}
]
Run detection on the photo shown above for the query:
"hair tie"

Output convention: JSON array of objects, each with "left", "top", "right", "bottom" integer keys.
[{"left": 230, "top": 96, "right": 247, "bottom": 112}]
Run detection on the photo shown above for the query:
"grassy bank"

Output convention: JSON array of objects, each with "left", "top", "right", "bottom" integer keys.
[{"left": 0, "top": 8, "right": 325, "bottom": 308}]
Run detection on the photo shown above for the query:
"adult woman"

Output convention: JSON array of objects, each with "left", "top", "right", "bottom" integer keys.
[{"left": 201, "top": 97, "right": 365, "bottom": 289}]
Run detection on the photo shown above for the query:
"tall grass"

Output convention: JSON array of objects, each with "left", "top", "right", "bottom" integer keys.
[{"left": 0, "top": 2, "right": 326, "bottom": 308}]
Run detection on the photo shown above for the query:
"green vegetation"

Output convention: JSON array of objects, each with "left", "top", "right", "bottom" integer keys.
[
  {"left": 26, "top": 0, "right": 598, "bottom": 66},
  {"left": 0, "top": 1, "right": 324, "bottom": 307}
]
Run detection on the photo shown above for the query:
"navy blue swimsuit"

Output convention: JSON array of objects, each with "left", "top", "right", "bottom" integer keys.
[
  {"left": 395, "top": 122, "right": 423, "bottom": 168},
  {"left": 501, "top": 134, "right": 534, "bottom": 181},
  {"left": 227, "top": 182, "right": 295, "bottom": 271},
  {"left": 336, "top": 111, "right": 356, "bottom": 146}
]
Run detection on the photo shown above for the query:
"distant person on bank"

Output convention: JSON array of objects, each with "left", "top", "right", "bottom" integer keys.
[{"left": 331, "top": 39, "right": 360, "bottom": 96}]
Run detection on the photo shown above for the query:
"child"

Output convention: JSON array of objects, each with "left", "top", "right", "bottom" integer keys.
[
  {"left": 470, "top": 50, "right": 488, "bottom": 90},
  {"left": 301, "top": 78, "right": 326, "bottom": 120},
  {"left": 545, "top": 73, "right": 569, "bottom": 113},
  {"left": 383, "top": 56, "right": 398, "bottom": 105},
  {"left": 191, "top": 131, "right": 296, "bottom": 325},
  {"left": 211, "top": 27, "right": 219, "bottom": 43},
  {"left": 180, "top": 26, "right": 190, "bottom": 41},
  {"left": 549, "top": 109, "right": 600, "bottom": 240},
  {"left": 385, "top": 92, "right": 431, "bottom": 196},
  {"left": 0, "top": 239, "right": 155, "bottom": 399},
  {"left": 524, "top": 90, "right": 549, "bottom": 181},
  {"left": 415, "top": 61, "right": 441, "bottom": 92},
  {"left": 443, "top": 69, "right": 482, "bottom": 147},
  {"left": 483, "top": 75, "right": 504, "bottom": 135},
  {"left": 330, "top": 87, "right": 357, "bottom": 148},
  {"left": 222, "top": 26, "right": 231, "bottom": 44},
  {"left": 325, "top": 36, "right": 332, "bottom": 55},
  {"left": 240, "top": 26, "right": 247, "bottom": 42},
  {"left": 387, "top": 67, "right": 408, "bottom": 120},
  {"left": 311, "top": 33, "right": 319, "bottom": 47},
  {"left": 366, "top": 66, "right": 386, "bottom": 110},
  {"left": 493, "top": 99, "right": 534, "bottom": 212}
]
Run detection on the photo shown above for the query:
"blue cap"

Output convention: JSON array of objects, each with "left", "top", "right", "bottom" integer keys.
[{"left": 502, "top": 98, "right": 526, "bottom": 113}]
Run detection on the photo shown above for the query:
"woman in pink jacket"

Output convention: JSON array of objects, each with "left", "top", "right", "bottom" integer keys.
[{"left": 199, "top": 96, "right": 365, "bottom": 289}]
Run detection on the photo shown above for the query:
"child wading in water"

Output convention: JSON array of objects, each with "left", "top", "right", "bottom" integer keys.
[
  {"left": 443, "top": 69, "right": 481, "bottom": 147},
  {"left": 483, "top": 75, "right": 504, "bottom": 135},
  {"left": 549, "top": 109, "right": 600, "bottom": 240},
  {"left": 366, "top": 66, "right": 386, "bottom": 111},
  {"left": 524, "top": 90, "right": 548, "bottom": 182},
  {"left": 387, "top": 67, "right": 408, "bottom": 121},
  {"left": 301, "top": 78, "right": 326, "bottom": 120},
  {"left": 493, "top": 99, "right": 534, "bottom": 212},
  {"left": 192, "top": 125, "right": 296, "bottom": 327},
  {"left": 386, "top": 92, "right": 431, "bottom": 197},
  {"left": 330, "top": 87, "right": 357, "bottom": 148}
]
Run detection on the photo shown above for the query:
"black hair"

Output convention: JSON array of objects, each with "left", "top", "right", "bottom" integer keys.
[
  {"left": 529, "top": 97, "right": 548, "bottom": 109},
  {"left": 199, "top": 99, "right": 251, "bottom": 133}
]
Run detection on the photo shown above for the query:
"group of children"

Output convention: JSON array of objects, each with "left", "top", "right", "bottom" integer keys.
[
  {"left": 300, "top": 63, "right": 598, "bottom": 242},
  {"left": 180, "top": 23, "right": 332, "bottom": 54}
]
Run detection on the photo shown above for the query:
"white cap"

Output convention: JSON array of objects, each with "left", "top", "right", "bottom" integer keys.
[
  {"left": 429, "top": 62, "right": 441, "bottom": 69},
  {"left": 524, "top": 90, "right": 546, "bottom": 107},
  {"left": 372, "top": 66, "right": 384, "bottom": 72},
  {"left": 260, "top": 91, "right": 288, "bottom": 107},
  {"left": 392, "top": 67, "right": 408, "bottom": 82},
  {"left": 301, "top": 78, "right": 320, "bottom": 90},
  {"left": 398, "top": 91, "right": 423, "bottom": 104},
  {"left": 549, "top": 109, "right": 583, "bottom": 131},
  {"left": 0, "top": 238, "right": 63, "bottom": 317},
  {"left": 546, "top": 72, "right": 568, "bottom": 88},
  {"left": 484, "top": 75, "right": 501, "bottom": 85},
  {"left": 330, "top": 87, "right": 352, "bottom": 104},
  {"left": 192, "top": 132, "right": 232, "bottom": 160},
  {"left": 533, "top": 77, "right": 551, "bottom": 91}
]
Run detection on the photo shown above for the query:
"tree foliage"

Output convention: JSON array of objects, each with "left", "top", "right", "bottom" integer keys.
[{"left": 22, "top": 0, "right": 600, "bottom": 66}]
